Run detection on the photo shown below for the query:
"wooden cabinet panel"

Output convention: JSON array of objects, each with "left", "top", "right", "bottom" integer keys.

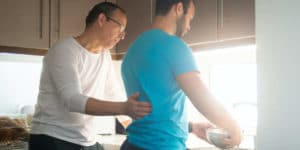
[
  {"left": 184, "top": 0, "right": 218, "bottom": 47},
  {"left": 116, "top": 0, "right": 152, "bottom": 54},
  {"left": 219, "top": 0, "right": 255, "bottom": 41},
  {"left": 0, "top": 0, "right": 50, "bottom": 49},
  {"left": 186, "top": 0, "right": 255, "bottom": 51},
  {"left": 0, "top": 0, "right": 107, "bottom": 50},
  {"left": 0, "top": 0, "right": 254, "bottom": 55},
  {"left": 50, "top": 0, "right": 106, "bottom": 46}
]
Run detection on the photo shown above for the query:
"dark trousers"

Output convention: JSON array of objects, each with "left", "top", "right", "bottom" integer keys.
[
  {"left": 29, "top": 134, "right": 104, "bottom": 150},
  {"left": 120, "top": 139, "right": 144, "bottom": 150},
  {"left": 121, "top": 139, "right": 190, "bottom": 150}
]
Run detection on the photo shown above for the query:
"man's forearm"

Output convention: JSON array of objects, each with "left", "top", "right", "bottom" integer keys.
[
  {"left": 85, "top": 97, "right": 127, "bottom": 116},
  {"left": 177, "top": 72, "right": 240, "bottom": 132}
]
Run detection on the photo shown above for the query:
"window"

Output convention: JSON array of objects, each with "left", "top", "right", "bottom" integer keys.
[
  {"left": 0, "top": 53, "right": 43, "bottom": 114},
  {"left": 187, "top": 45, "right": 257, "bottom": 135}
]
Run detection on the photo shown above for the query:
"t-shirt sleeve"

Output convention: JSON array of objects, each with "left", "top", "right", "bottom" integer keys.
[
  {"left": 163, "top": 37, "right": 199, "bottom": 77},
  {"left": 46, "top": 44, "right": 88, "bottom": 113}
]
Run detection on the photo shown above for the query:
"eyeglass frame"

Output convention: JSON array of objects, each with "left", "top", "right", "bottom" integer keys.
[{"left": 105, "top": 15, "right": 126, "bottom": 36}]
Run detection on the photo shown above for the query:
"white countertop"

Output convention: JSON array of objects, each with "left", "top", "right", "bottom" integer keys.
[
  {"left": 97, "top": 134, "right": 255, "bottom": 150},
  {"left": 2, "top": 134, "right": 254, "bottom": 150}
]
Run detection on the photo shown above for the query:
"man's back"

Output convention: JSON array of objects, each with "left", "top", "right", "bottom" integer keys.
[{"left": 121, "top": 29, "right": 199, "bottom": 149}]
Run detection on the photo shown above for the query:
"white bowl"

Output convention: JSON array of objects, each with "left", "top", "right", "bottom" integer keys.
[{"left": 206, "top": 128, "right": 230, "bottom": 149}]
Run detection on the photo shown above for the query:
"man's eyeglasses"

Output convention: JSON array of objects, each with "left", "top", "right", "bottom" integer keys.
[{"left": 106, "top": 16, "right": 126, "bottom": 37}]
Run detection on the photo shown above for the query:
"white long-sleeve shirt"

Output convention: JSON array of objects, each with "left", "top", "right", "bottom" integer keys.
[{"left": 31, "top": 38, "right": 125, "bottom": 146}]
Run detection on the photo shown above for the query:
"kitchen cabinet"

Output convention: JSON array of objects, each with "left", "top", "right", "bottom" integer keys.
[
  {"left": 185, "top": 0, "right": 255, "bottom": 51},
  {"left": 183, "top": 0, "right": 218, "bottom": 47},
  {"left": 0, "top": 0, "right": 254, "bottom": 56},
  {"left": 219, "top": 0, "right": 255, "bottom": 41},
  {"left": 51, "top": 0, "right": 120, "bottom": 57},
  {"left": 0, "top": 0, "right": 50, "bottom": 49},
  {"left": 115, "top": 0, "right": 255, "bottom": 56},
  {"left": 0, "top": 0, "right": 114, "bottom": 52},
  {"left": 50, "top": 0, "right": 113, "bottom": 45},
  {"left": 115, "top": 0, "right": 153, "bottom": 59}
]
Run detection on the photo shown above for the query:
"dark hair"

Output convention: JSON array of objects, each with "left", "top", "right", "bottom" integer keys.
[
  {"left": 155, "top": 0, "right": 193, "bottom": 16},
  {"left": 85, "top": 2, "right": 126, "bottom": 28}
]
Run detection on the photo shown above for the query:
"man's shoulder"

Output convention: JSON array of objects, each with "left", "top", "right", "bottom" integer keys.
[
  {"left": 51, "top": 37, "right": 76, "bottom": 49},
  {"left": 157, "top": 36, "right": 190, "bottom": 58},
  {"left": 49, "top": 38, "right": 80, "bottom": 53},
  {"left": 168, "top": 36, "right": 188, "bottom": 48}
]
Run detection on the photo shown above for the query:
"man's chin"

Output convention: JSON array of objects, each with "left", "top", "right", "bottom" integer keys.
[{"left": 106, "top": 44, "right": 116, "bottom": 50}]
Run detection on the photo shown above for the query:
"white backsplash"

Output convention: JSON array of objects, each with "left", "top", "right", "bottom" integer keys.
[{"left": 0, "top": 53, "right": 124, "bottom": 134}]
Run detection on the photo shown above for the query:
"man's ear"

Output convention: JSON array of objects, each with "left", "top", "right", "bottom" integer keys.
[
  {"left": 97, "top": 13, "right": 107, "bottom": 27},
  {"left": 175, "top": 2, "right": 184, "bottom": 16}
]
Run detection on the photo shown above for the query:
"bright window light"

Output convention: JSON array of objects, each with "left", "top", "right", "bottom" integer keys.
[{"left": 187, "top": 45, "right": 257, "bottom": 135}]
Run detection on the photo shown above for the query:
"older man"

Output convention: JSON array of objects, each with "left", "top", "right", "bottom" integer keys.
[{"left": 29, "top": 2, "right": 151, "bottom": 150}]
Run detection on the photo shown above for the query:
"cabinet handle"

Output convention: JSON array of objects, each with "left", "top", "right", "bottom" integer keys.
[
  {"left": 40, "top": 0, "right": 44, "bottom": 39},
  {"left": 150, "top": 0, "right": 153, "bottom": 23},
  {"left": 57, "top": 0, "right": 61, "bottom": 39},
  {"left": 220, "top": 0, "right": 223, "bottom": 28}
]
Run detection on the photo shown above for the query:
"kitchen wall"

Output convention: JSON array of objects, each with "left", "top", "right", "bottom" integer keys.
[
  {"left": 256, "top": 0, "right": 300, "bottom": 149},
  {"left": 0, "top": 53, "right": 125, "bottom": 134},
  {"left": 0, "top": 54, "right": 42, "bottom": 114},
  {"left": 0, "top": 54, "right": 125, "bottom": 112}
]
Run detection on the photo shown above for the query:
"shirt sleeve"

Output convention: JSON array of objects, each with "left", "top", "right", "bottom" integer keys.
[
  {"left": 46, "top": 44, "right": 88, "bottom": 113},
  {"left": 163, "top": 37, "right": 200, "bottom": 77}
]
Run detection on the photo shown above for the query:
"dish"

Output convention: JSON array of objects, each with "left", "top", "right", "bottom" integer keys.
[{"left": 206, "top": 128, "right": 230, "bottom": 149}]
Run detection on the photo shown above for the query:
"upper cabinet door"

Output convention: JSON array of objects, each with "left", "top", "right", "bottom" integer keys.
[
  {"left": 0, "top": 0, "right": 50, "bottom": 49},
  {"left": 183, "top": 0, "right": 218, "bottom": 48},
  {"left": 116, "top": 0, "right": 153, "bottom": 54},
  {"left": 219, "top": 0, "right": 255, "bottom": 41},
  {"left": 50, "top": 0, "right": 106, "bottom": 46}
]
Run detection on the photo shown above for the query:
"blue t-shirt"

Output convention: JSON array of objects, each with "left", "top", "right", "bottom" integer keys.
[{"left": 121, "top": 29, "right": 199, "bottom": 149}]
